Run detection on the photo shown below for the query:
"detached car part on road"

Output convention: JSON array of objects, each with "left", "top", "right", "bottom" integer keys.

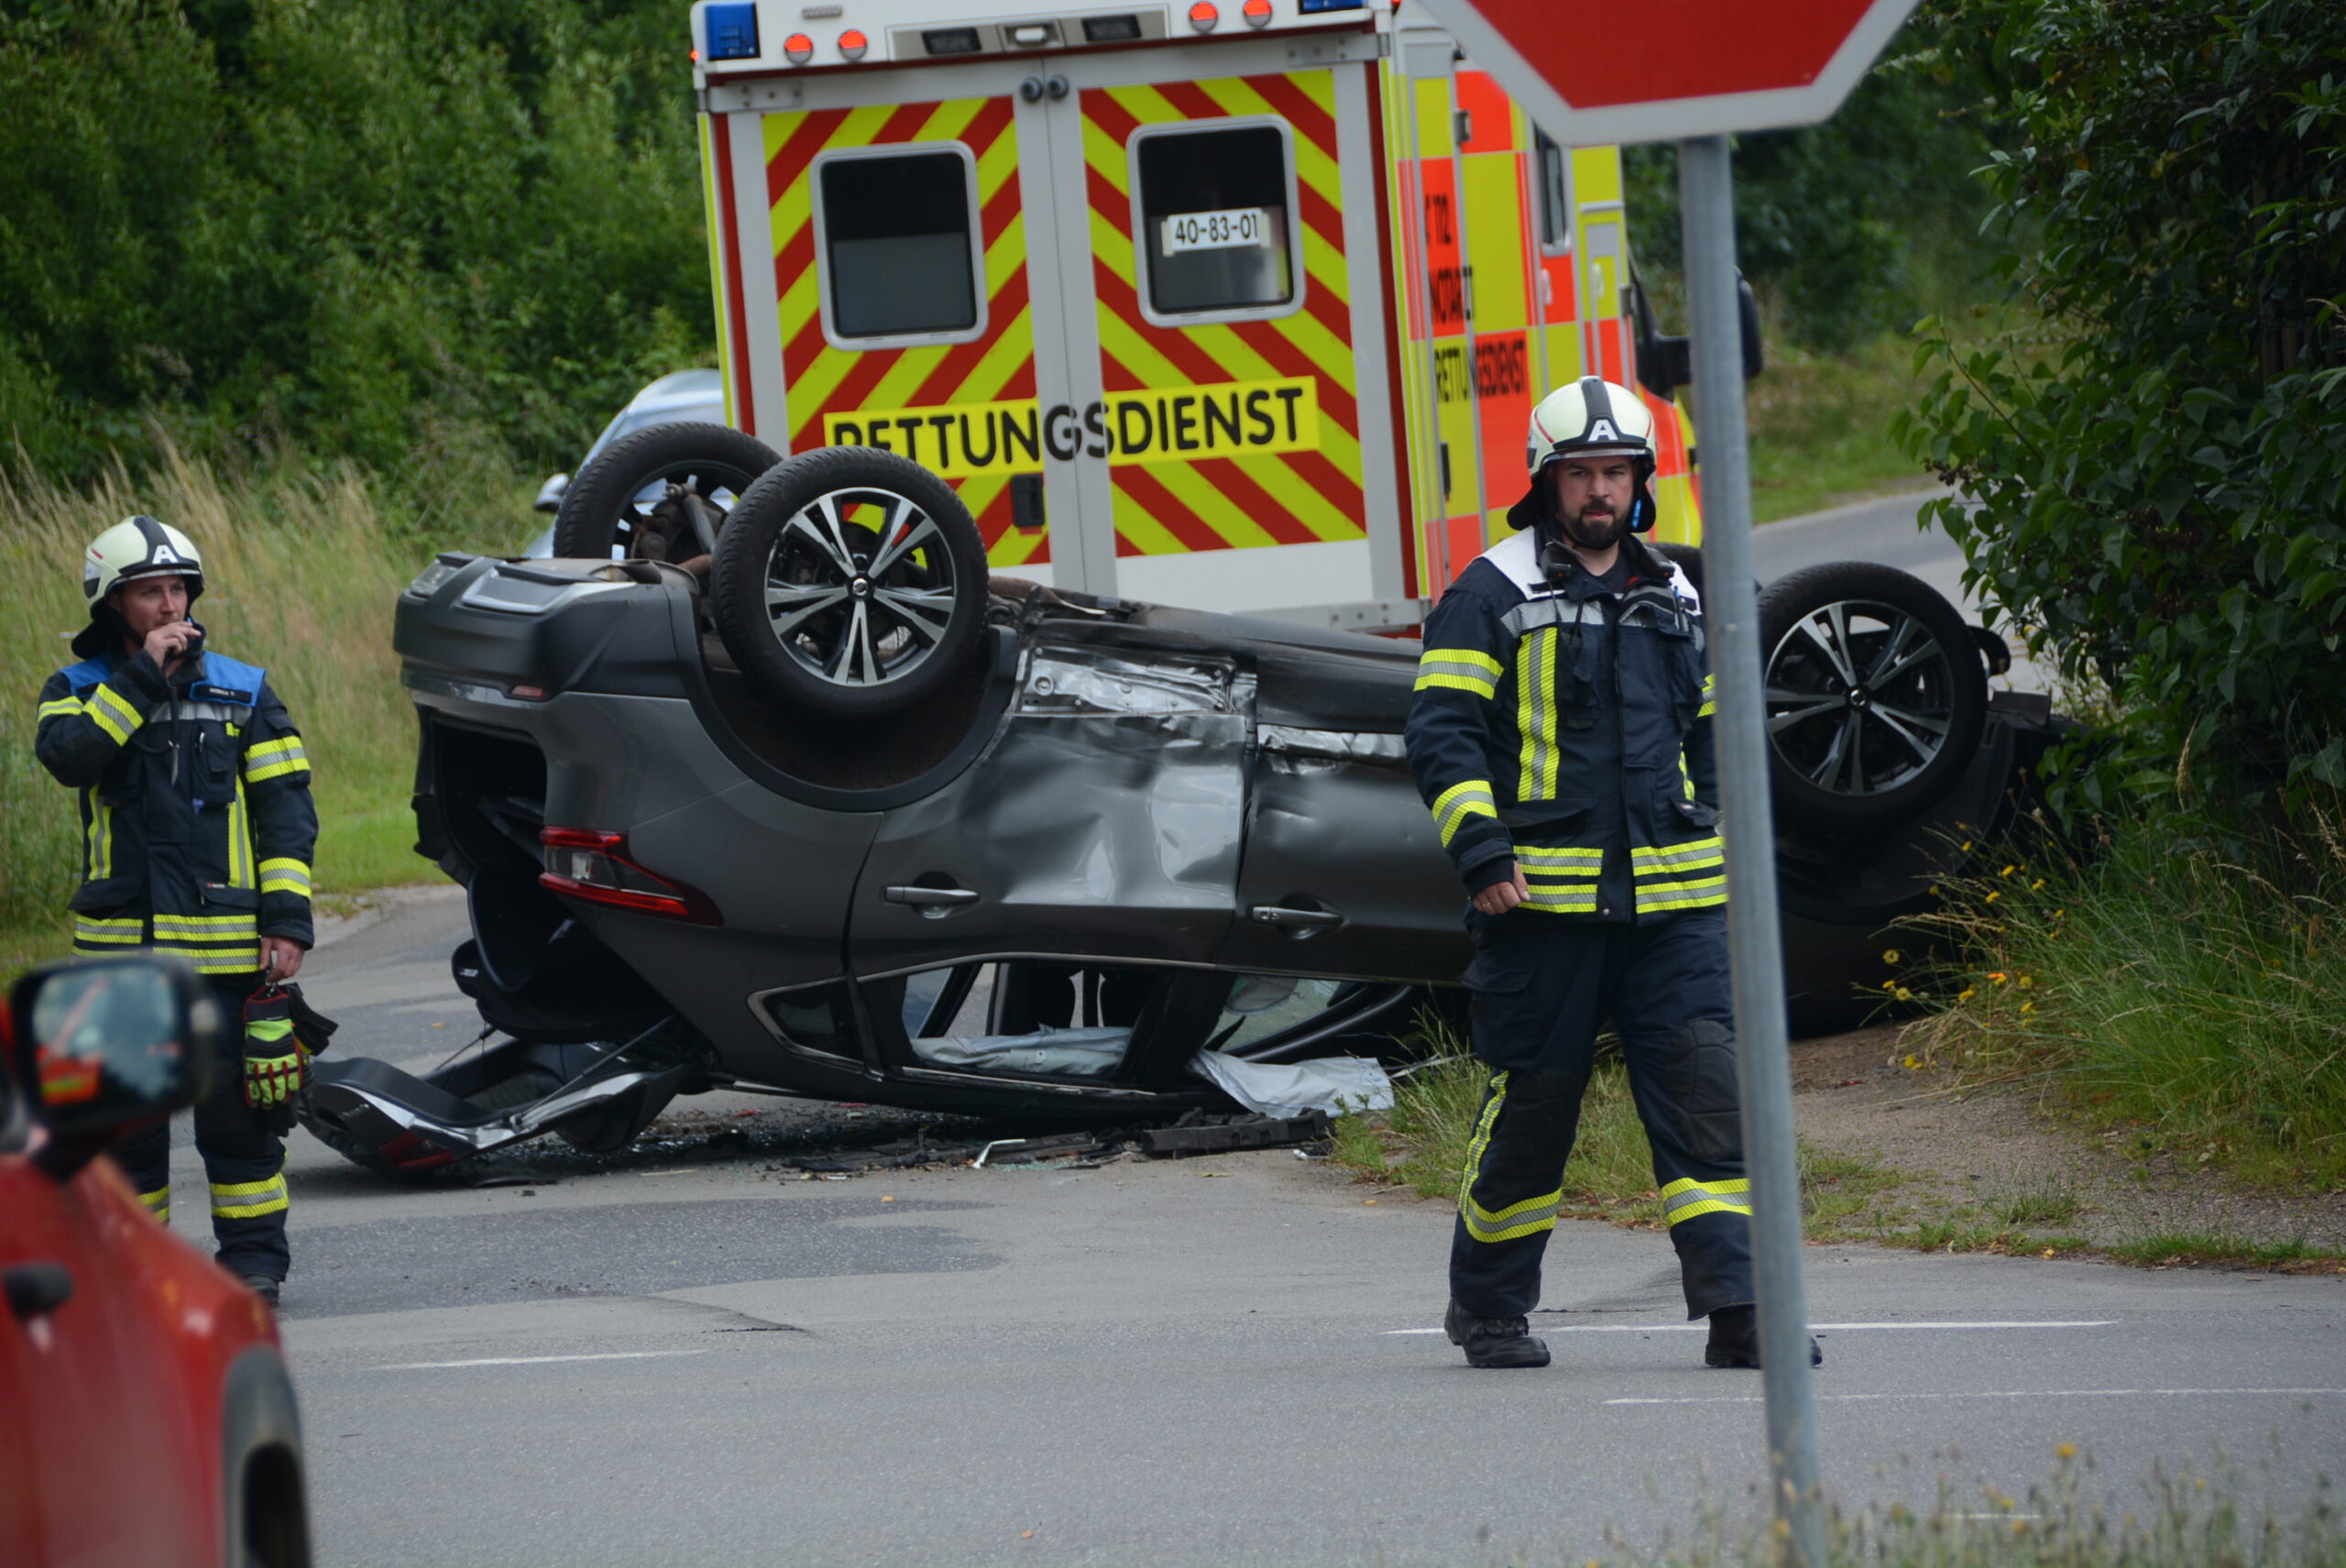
[{"left": 305, "top": 440, "right": 2059, "bottom": 1176}]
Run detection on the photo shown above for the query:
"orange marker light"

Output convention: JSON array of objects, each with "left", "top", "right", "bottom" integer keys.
[
  {"left": 838, "top": 27, "right": 868, "bottom": 60},
  {"left": 1242, "top": 0, "right": 1272, "bottom": 24},
  {"left": 783, "top": 31, "right": 814, "bottom": 63},
  {"left": 1188, "top": 1, "right": 1220, "bottom": 30}
]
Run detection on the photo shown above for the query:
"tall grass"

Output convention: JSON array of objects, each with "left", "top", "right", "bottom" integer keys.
[
  {"left": 1908, "top": 811, "right": 2346, "bottom": 1190},
  {"left": 0, "top": 442, "right": 537, "bottom": 970}
]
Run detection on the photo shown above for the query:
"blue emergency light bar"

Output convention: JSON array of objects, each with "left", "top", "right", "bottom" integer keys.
[
  {"left": 704, "top": 2, "right": 761, "bottom": 60},
  {"left": 1298, "top": 0, "right": 1365, "bottom": 11}
]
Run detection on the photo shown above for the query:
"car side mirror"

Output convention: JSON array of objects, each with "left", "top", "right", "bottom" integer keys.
[
  {"left": 534, "top": 473, "right": 571, "bottom": 515},
  {"left": 1630, "top": 272, "right": 1764, "bottom": 399},
  {"left": 9, "top": 956, "right": 220, "bottom": 1179}
]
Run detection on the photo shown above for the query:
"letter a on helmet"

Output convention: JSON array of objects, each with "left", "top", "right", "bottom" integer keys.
[
  {"left": 83, "top": 514, "right": 206, "bottom": 609},
  {"left": 1511, "top": 378, "right": 1661, "bottom": 533}
]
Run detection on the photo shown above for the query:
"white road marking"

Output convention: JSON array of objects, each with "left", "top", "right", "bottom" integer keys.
[
  {"left": 373, "top": 1350, "right": 714, "bottom": 1371},
  {"left": 1606, "top": 1387, "right": 2346, "bottom": 1408},
  {"left": 1387, "top": 1319, "right": 2117, "bottom": 1336}
]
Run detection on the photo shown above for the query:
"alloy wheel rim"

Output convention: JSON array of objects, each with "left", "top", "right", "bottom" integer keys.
[
  {"left": 1763, "top": 598, "right": 1957, "bottom": 796},
  {"left": 759, "top": 486, "right": 959, "bottom": 687}
]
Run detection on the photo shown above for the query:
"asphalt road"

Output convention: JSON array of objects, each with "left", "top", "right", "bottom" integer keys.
[
  {"left": 148, "top": 495, "right": 2301, "bottom": 1567},
  {"left": 160, "top": 885, "right": 2342, "bottom": 1568}
]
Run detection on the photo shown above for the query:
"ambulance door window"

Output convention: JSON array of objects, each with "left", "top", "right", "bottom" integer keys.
[
  {"left": 814, "top": 146, "right": 987, "bottom": 347},
  {"left": 1535, "top": 131, "right": 1570, "bottom": 256},
  {"left": 1129, "top": 121, "right": 1303, "bottom": 324}
]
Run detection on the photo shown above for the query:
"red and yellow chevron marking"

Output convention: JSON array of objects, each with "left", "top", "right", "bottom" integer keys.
[
  {"left": 1081, "top": 72, "right": 1365, "bottom": 558},
  {"left": 764, "top": 95, "right": 1047, "bottom": 567}
]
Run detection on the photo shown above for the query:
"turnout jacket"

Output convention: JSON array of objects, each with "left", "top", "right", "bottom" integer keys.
[
  {"left": 1404, "top": 530, "right": 1723, "bottom": 923},
  {"left": 36, "top": 644, "right": 317, "bottom": 971}
]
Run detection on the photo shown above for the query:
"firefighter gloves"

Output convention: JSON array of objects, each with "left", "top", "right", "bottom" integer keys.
[{"left": 244, "top": 989, "right": 303, "bottom": 1110}]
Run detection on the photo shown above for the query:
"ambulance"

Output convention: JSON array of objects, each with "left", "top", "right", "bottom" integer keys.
[{"left": 686, "top": 0, "right": 1731, "bottom": 629}]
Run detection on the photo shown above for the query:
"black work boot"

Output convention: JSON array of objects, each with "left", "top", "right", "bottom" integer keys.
[
  {"left": 1705, "top": 1303, "right": 1821, "bottom": 1368},
  {"left": 239, "top": 1276, "right": 282, "bottom": 1309},
  {"left": 1445, "top": 1299, "right": 1551, "bottom": 1368}
]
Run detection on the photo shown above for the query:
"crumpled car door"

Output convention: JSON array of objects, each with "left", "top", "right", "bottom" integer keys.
[{"left": 847, "top": 635, "right": 1246, "bottom": 978}]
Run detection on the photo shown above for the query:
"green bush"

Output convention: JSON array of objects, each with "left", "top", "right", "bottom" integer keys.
[
  {"left": 1897, "top": 0, "right": 2346, "bottom": 817},
  {"left": 1625, "top": 13, "right": 2004, "bottom": 352},
  {"left": 0, "top": 0, "right": 711, "bottom": 488}
]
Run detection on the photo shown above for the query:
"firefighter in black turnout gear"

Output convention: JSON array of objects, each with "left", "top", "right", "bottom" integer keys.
[
  {"left": 1405, "top": 378, "right": 1815, "bottom": 1371},
  {"left": 35, "top": 515, "right": 317, "bottom": 1306}
]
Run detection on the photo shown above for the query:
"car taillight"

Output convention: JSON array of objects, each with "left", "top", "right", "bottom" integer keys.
[{"left": 540, "top": 828, "right": 722, "bottom": 925}]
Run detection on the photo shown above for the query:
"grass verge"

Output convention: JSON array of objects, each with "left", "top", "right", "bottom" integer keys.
[
  {"left": 1332, "top": 1025, "right": 1911, "bottom": 1235},
  {"left": 1903, "top": 809, "right": 2346, "bottom": 1194},
  {"left": 0, "top": 442, "right": 539, "bottom": 973},
  {"left": 1334, "top": 1020, "right": 2344, "bottom": 1272},
  {"left": 1747, "top": 333, "right": 1941, "bottom": 523}
]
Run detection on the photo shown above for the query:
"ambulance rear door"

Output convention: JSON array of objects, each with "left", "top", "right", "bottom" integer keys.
[
  {"left": 698, "top": 48, "right": 1088, "bottom": 586},
  {"left": 1032, "top": 27, "right": 1406, "bottom": 624}
]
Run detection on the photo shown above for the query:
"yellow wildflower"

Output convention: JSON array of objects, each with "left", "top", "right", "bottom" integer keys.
[
  {"left": 1882, "top": 948, "right": 1903, "bottom": 965},
  {"left": 1957, "top": 987, "right": 1977, "bottom": 1002},
  {"left": 2017, "top": 975, "right": 2034, "bottom": 990},
  {"left": 2000, "top": 864, "right": 2016, "bottom": 877},
  {"left": 2031, "top": 878, "right": 2046, "bottom": 891},
  {"left": 2020, "top": 1000, "right": 2035, "bottom": 1015},
  {"left": 1986, "top": 890, "right": 2001, "bottom": 903},
  {"left": 1988, "top": 971, "right": 2008, "bottom": 984}
]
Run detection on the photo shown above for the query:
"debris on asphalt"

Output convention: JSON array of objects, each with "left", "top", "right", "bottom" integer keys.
[{"left": 1137, "top": 1111, "right": 1332, "bottom": 1157}]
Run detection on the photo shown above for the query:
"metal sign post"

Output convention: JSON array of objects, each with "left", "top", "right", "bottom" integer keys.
[{"left": 1678, "top": 133, "right": 1827, "bottom": 1568}]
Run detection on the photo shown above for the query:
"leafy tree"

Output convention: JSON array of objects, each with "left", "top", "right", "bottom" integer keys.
[
  {"left": 1626, "top": 17, "right": 2003, "bottom": 350},
  {"left": 1898, "top": 0, "right": 2346, "bottom": 817},
  {"left": 0, "top": 0, "right": 711, "bottom": 488}
]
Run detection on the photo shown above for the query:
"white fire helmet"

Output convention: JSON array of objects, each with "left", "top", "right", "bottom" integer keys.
[
  {"left": 82, "top": 514, "right": 205, "bottom": 609},
  {"left": 1516, "top": 377, "right": 1659, "bottom": 532}
]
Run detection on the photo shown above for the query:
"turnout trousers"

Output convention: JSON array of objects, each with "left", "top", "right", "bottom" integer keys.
[
  {"left": 112, "top": 973, "right": 290, "bottom": 1283},
  {"left": 1451, "top": 907, "right": 1753, "bottom": 1321}
]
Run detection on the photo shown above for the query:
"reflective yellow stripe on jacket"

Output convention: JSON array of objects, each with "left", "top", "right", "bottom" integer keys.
[
  {"left": 1431, "top": 780, "right": 1498, "bottom": 848},
  {"left": 1516, "top": 844, "right": 1602, "bottom": 914},
  {"left": 82, "top": 683, "right": 144, "bottom": 745},
  {"left": 1514, "top": 628, "right": 1561, "bottom": 799},
  {"left": 1632, "top": 837, "right": 1727, "bottom": 915},
  {"left": 1415, "top": 646, "right": 1501, "bottom": 699},
  {"left": 258, "top": 857, "right": 312, "bottom": 897},
  {"left": 243, "top": 735, "right": 310, "bottom": 784}
]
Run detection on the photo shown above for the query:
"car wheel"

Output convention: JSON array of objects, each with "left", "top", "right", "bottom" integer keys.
[
  {"left": 709, "top": 446, "right": 990, "bottom": 718},
  {"left": 1758, "top": 561, "right": 1988, "bottom": 833},
  {"left": 551, "top": 421, "right": 779, "bottom": 561}
]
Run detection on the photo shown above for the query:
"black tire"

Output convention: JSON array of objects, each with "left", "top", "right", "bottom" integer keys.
[
  {"left": 708, "top": 446, "right": 989, "bottom": 718},
  {"left": 552, "top": 421, "right": 779, "bottom": 561},
  {"left": 1757, "top": 561, "right": 1988, "bottom": 833}
]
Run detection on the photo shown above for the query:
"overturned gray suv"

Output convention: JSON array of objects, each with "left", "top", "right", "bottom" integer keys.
[{"left": 302, "top": 428, "right": 2060, "bottom": 1175}]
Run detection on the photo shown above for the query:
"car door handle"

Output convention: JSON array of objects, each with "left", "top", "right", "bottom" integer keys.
[
  {"left": 1250, "top": 905, "right": 1344, "bottom": 929},
  {"left": 883, "top": 885, "right": 981, "bottom": 908},
  {"left": 5, "top": 1261, "right": 73, "bottom": 1321}
]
